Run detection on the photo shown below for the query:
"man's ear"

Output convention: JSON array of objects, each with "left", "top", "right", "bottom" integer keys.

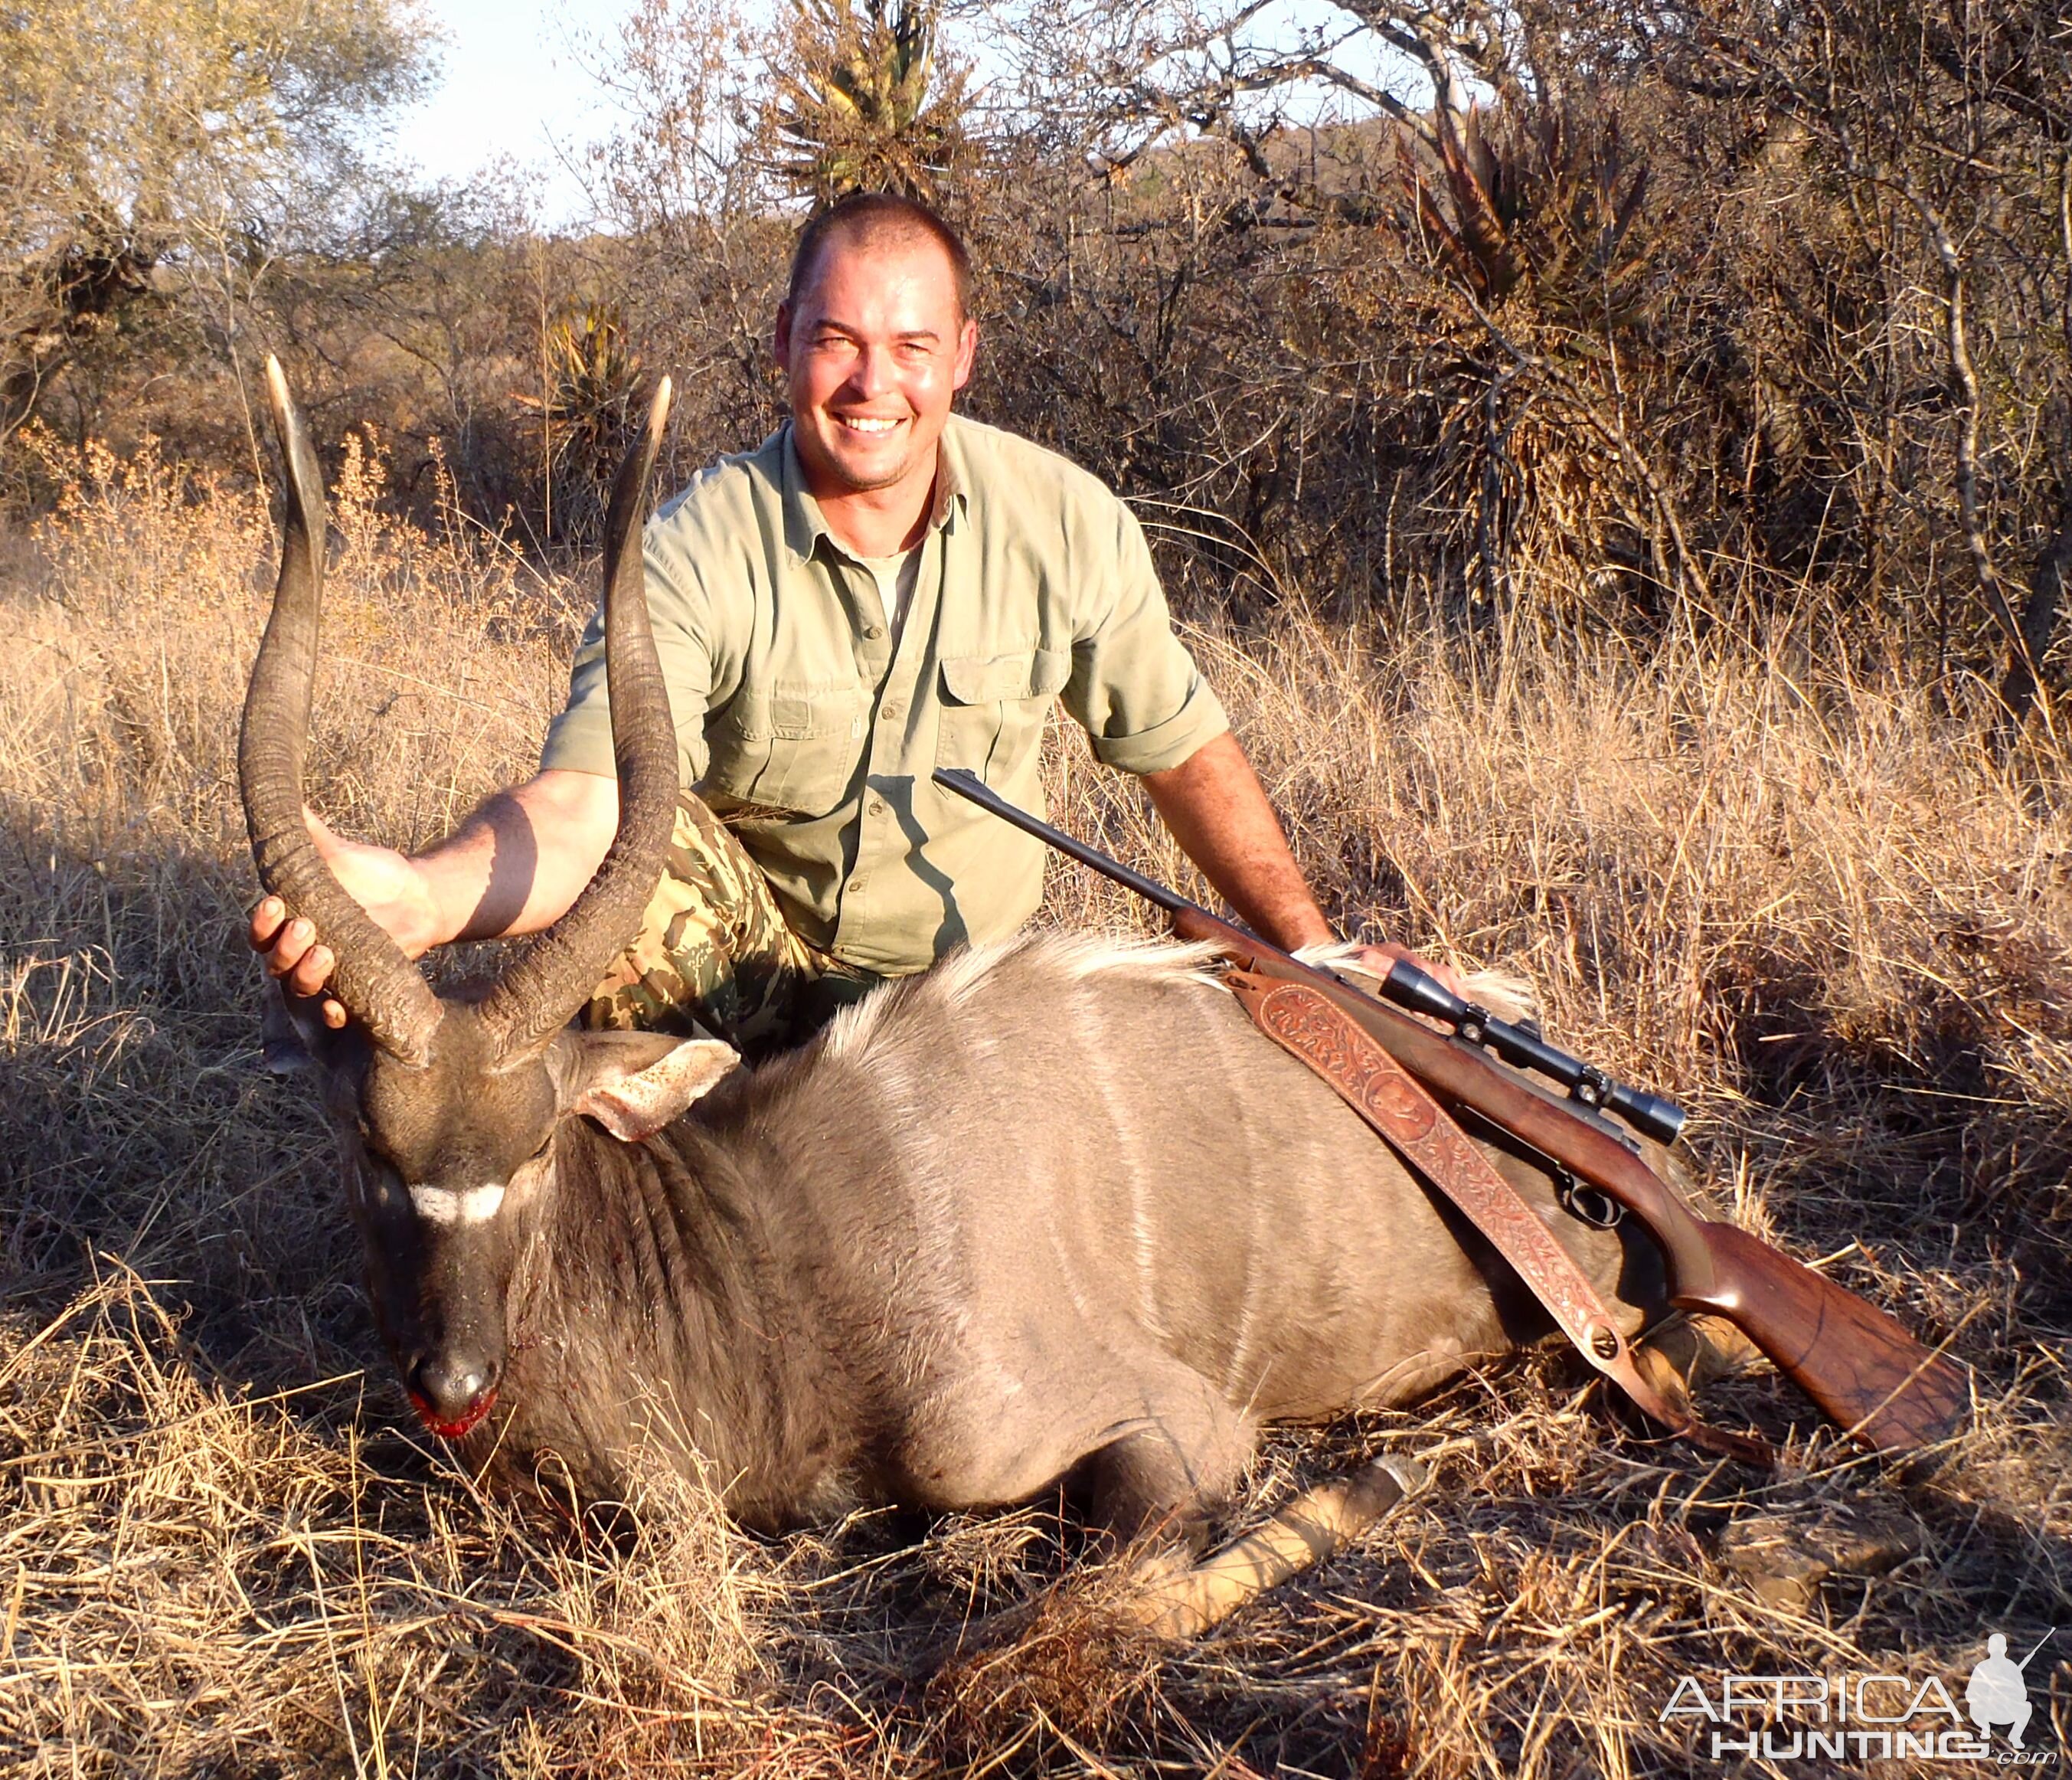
[
  {"left": 564, "top": 1031, "right": 744, "bottom": 1142},
  {"left": 953, "top": 314, "right": 979, "bottom": 390}
]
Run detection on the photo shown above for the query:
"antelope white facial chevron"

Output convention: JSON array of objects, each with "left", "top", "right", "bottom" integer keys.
[{"left": 408, "top": 1183, "right": 507, "bottom": 1226}]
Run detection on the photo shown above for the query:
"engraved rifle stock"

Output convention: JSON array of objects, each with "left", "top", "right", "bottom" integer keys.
[{"left": 933, "top": 767, "right": 1969, "bottom": 1456}]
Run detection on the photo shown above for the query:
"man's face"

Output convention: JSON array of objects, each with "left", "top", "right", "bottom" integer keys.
[{"left": 775, "top": 230, "right": 979, "bottom": 502}]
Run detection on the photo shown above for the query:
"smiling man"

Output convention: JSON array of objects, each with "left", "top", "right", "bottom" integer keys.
[{"left": 253, "top": 192, "right": 1440, "bottom": 1049}]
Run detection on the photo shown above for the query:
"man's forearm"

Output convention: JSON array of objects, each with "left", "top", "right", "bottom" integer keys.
[
  {"left": 253, "top": 768, "right": 623, "bottom": 1012},
  {"left": 415, "top": 770, "right": 620, "bottom": 946},
  {"left": 1139, "top": 732, "right": 1336, "bottom": 952}
]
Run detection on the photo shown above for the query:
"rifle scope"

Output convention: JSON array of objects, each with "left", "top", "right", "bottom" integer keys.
[{"left": 1379, "top": 962, "right": 1686, "bottom": 1147}]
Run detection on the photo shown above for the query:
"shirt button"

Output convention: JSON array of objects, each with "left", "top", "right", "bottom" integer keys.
[
  {"left": 862, "top": 623, "right": 884, "bottom": 640},
  {"left": 881, "top": 701, "right": 903, "bottom": 721},
  {"left": 868, "top": 797, "right": 887, "bottom": 816},
  {"left": 848, "top": 876, "right": 868, "bottom": 893}
]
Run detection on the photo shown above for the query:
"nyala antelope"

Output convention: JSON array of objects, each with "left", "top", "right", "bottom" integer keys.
[{"left": 243, "top": 367, "right": 1678, "bottom": 1631}]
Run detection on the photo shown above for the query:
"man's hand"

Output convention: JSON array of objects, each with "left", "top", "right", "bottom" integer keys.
[
  {"left": 1141, "top": 735, "right": 1474, "bottom": 1004},
  {"left": 1345, "top": 939, "right": 1471, "bottom": 1002},
  {"left": 249, "top": 810, "right": 440, "bottom": 1029},
  {"left": 246, "top": 770, "right": 623, "bottom": 1034},
  {"left": 1346, "top": 940, "right": 1544, "bottom": 1027}
]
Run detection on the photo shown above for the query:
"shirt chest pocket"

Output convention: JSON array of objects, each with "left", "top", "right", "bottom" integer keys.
[
  {"left": 704, "top": 682, "right": 868, "bottom": 817},
  {"left": 935, "top": 647, "right": 1072, "bottom": 785}
]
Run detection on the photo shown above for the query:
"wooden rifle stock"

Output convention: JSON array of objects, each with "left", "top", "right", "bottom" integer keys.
[
  {"left": 932, "top": 767, "right": 1968, "bottom": 1455},
  {"left": 1166, "top": 906, "right": 1969, "bottom": 1455},
  {"left": 1684, "top": 1223, "right": 1969, "bottom": 1456}
]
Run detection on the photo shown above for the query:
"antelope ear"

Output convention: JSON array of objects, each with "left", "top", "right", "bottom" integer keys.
[
  {"left": 261, "top": 986, "right": 319, "bottom": 1075},
  {"left": 566, "top": 1032, "right": 743, "bottom": 1141},
  {"left": 260, "top": 981, "right": 365, "bottom": 1078}
]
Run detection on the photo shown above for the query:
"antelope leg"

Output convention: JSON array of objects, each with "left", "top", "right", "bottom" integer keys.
[{"left": 1122, "top": 1455, "right": 1428, "bottom": 1641}]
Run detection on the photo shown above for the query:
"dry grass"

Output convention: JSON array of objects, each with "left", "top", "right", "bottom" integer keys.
[{"left": 1, "top": 443, "right": 2067, "bottom": 1776}]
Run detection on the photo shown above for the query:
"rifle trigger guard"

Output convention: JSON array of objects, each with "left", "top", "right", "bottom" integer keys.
[{"left": 1556, "top": 1167, "right": 1624, "bottom": 1230}]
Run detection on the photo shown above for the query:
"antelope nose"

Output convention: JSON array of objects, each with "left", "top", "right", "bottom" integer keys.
[{"left": 407, "top": 1353, "right": 500, "bottom": 1438}]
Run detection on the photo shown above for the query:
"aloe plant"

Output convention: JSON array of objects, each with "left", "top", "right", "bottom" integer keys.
[
  {"left": 1410, "top": 102, "right": 1659, "bottom": 333},
  {"left": 771, "top": 0, "right": 967, "bottom": 201}
]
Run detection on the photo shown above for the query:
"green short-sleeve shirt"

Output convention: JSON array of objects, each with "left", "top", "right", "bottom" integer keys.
[{"left": 539, "top": 414, "right": 1229, "bottom": 976}]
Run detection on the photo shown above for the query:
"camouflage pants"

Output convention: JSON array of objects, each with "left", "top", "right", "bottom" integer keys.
[{"left": 582, "top": 795, "right": 880, "bottom": 1054}]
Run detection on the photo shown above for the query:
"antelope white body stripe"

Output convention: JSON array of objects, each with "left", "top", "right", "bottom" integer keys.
[{"left": 410, "top": 1183, "right": 506, "bottom": 1225}]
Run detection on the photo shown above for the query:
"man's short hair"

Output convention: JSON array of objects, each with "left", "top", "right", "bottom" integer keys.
[{"left": 785, "top": 191, "right": 974, "bottom": 321}]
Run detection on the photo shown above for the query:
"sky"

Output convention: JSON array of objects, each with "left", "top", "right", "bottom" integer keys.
[
  {"left": 387, "top": 0, "right": 1410, "bottom": 229},
  {"left": 387, "top": 0, "right": 617, "bottom": 226}
]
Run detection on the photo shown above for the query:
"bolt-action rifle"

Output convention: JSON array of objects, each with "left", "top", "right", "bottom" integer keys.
[{"left": 936, "top": 767, "right": 1968, "bottom": 1457}]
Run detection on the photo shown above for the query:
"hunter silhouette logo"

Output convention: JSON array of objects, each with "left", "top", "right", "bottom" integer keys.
[
  {"left": 1662, "top": 1629, "right": 2062, "bottom": 1765},
  {"left": 1969, "top": 1631, "right": 2054, "bottom": 1749}
]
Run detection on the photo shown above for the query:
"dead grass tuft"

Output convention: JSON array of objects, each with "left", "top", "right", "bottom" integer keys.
[
  {"left": 923, "top": 1561, "right": 1170, "bottom": 1769},
  {"left": 2, "top": 448, "right": 2067, "bottom": 1773}
]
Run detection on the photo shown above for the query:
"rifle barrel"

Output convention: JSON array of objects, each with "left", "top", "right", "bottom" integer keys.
[
  {"left": 933, "top": 768, "right": 1967, "bottom": 1454},
  {"left": 933, "top": 767, "right": 1685, "bottom": 1145},
  {"left": 934, "top": 768, "right": 1193, "bottom": 916}
]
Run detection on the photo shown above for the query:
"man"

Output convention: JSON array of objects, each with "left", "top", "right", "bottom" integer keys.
[{"left": 254, "top": 192, "right": 1441, "bottom": 1049}]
